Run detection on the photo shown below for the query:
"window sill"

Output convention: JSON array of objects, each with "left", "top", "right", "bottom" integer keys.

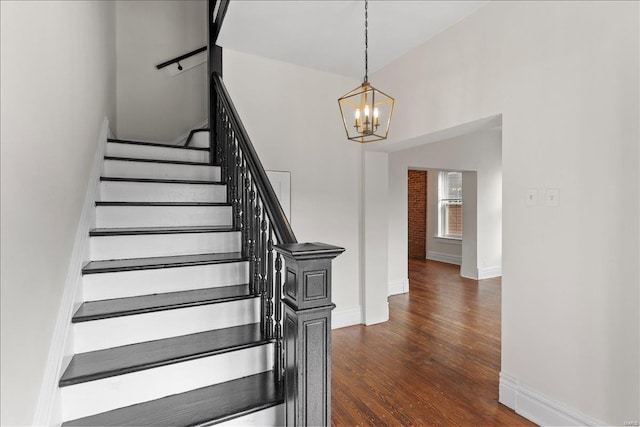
[{"left": 434, "top": 236, "right": 462, "bottom": 245}]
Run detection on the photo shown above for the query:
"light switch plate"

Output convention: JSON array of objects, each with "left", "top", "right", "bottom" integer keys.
[
  {"left": 545, "top": 189, "right": 559, "bottom": 207},
  {"left": 526, "top": 189, "right": 538, "bottom": 206}
]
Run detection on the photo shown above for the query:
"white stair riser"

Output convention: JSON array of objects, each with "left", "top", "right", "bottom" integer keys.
[
  {"left": 100, "top": 181, "right": 226, "bottom": 203},
  {"left": 74, "top": 298, "right": 259, "bottom": 353},
  {"left": 219, "top": 404, "right": 284, "bottom": 427},
  {"left": 106, "top": 143, "right": 209, "bottom": 163},
  {"left": 95, "top": 205, "right": 232, "bottom": 228},
  {"left": 189, "top": 131, "right": 210, "bottom": 148},
  {"left": 90, "top": 232, "right": 241, "bottom": 260},
  {"left": 61, "top": 344, "right": 273, "bottom": 422},
  {"left": 83, "top": 261, "right": 249, "bottom": 301},
  {"left": 104, "top": 160, "right": 220, "bottom": 181}
]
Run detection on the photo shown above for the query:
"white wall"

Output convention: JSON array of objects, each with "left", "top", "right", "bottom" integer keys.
[
  {"left": 374, "top": 1, "right": 639, "bottom": 424},
  {"left": 388, "top": 129, "right": 502, "bottom": 289},
  {"left": 363, "top": 151, "right": 389, "bottom": 324},
  {"left": 115, "top": 0, "right": 207, "bottom": 142},
  {"left": 222, "top": 49, "right": 363, "bottom": 326},
  {"left": 0, "top": 2, "right": 117, "bottom": 425},
  {"left": 460, "top": 171, "right": 479, "bottom": 280}
]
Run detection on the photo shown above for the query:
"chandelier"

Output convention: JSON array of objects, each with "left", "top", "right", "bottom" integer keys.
[{"left": 338, "top": 0, "right": 394, "bottom": 143}]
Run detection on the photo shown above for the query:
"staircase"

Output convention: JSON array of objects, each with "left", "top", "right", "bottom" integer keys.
[{"left": 59, "top": 138, "right": 284, "bottom": 426}]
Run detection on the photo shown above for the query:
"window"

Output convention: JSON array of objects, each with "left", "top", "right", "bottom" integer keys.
[{"left": 438, "top": 171, "right": 463, "bottom": 239}]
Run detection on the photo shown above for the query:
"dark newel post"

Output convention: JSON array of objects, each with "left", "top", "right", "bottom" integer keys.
[{"left": 274, "top": 243, "right": 345, "bottom": 427}]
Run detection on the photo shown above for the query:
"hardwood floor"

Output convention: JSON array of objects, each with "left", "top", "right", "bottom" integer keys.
[{"left": 331, "top": 259, "right": 535, "bottom": 426}]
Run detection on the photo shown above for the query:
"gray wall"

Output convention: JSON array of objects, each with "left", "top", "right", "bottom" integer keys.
[
  {"left": 0, "top": 2, "right": 117, "bottom": 424},
  {"left": 115, "top": 0, "right": 207, "bottom": 142}
]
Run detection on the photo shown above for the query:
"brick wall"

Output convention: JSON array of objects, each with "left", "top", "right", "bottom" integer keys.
[{"left": 408, "top": 170, "right": 427, "bottom": 259}]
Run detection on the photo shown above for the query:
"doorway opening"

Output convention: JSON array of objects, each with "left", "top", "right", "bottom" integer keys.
[{"left": 408, "top": 169, "right": 467, "bottom": 271}]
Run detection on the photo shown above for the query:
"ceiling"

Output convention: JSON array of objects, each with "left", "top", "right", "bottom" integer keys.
[{"left": 217, "top": 0, "right": 488, "bottom": 79}]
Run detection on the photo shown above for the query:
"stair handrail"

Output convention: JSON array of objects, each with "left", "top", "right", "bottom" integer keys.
[
  {"left": 155, "top": 46, "right": 207, "bottom": 70},
  {"left": 184, "top": 128, "right": 210, "bottom": 147},
  {"left": 211, "top": 72, "right": 297, "bottom": 245}
]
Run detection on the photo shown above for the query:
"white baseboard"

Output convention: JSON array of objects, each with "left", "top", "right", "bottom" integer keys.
[
  {"left": 460, "top": 269, "right": 478, "bottom": 280},
  {"left": 364, "top": 301, "right": 389, "bottom": 326},
  {"left": 478, "top": 266, "right": 502, "bottom": 279},
  {"left": 499, "top": 372, "right": 606, "bottom": 426},
  {"left": 172, "top": 120, "right": 208, "bottom": 146},
  {"left": 388, "top": 278, "right": 409, "bottom": 296},
  {"left": 33, "top": 118, "right": 110, "bottom": 427},
  {"left": 426, "top": 251, "right": 461, "bottom": 265},
  {"left": 332, "top": 306, "right": 362, "bottom": 329}
]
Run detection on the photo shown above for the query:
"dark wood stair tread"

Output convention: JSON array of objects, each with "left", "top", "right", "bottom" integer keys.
[
  {"left": 95, "top": 201, "right": 231, "bottom": 207},
  {"left": 73, "top": 284, "right": 253, "bottom": 322},
  {"left": 104, "top": 156, "right": 213, "bottom": 167},
  {"left": 90, "top": 225, "right": 239, "bottom": 236},
  {"left": 62, "top": 370, "right": 283, "bottom": 426},
  {"left": 100, "top": 176, "right": 224, "bottom": 185},
  {"left": 108, "top": 138, "right": 209, "bottom": 151},
  {"left": 82, "top": 252, "right": 245, "bottom": 274},
  {"left": 59, "top": 323, "right": 268, "bottom": 387}
]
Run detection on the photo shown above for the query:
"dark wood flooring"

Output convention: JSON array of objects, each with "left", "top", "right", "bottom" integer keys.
[{"left": 331, "top": 259, "right": 535, "bottom": 426}]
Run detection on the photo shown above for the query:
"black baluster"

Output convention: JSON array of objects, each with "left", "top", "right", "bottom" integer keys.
[
  {"left": 216, "top": 102, "right": 224, "bottom": 166},
  {"left": 227, "top": 134, "right": 235, "bottom": 210},
  {"left": 254, "top": 200, "right": 262, "bottom": 299},
  {"left": 233, "top": 137, "right": 239, "bottom": 220},
  {"left": 234, "top": 148, "right": 242, "bottom": 229},
  {"left": 222, "top": 112, "right": 229, "bottom": 179},
  {"left": 226, "top": 139, "right": 234, "bottom": 220},
  {"left": 266, "top": 226, "right": 274, "bottom": 340},
  {"left": 241, "top": 162, "right": 249, "bottom": 257},
  {"left": 224, "top": 120, "right": 232, "bottom": 191},
  {"left": 260, "top": 212, "right": 268, "bottom": 336},
  {"left": 222, "top": 109, "right": 228, "bottom": 179},
  {"left": 247, "top": 183, "right": 256, "bottom": 294},
  {"left": 274, "top": 252, "right": 283, "bottom": 383}
]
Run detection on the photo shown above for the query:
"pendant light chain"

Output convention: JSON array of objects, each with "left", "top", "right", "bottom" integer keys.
[{"left": 364, "top": 0, "right": 368, "bottom": 83}]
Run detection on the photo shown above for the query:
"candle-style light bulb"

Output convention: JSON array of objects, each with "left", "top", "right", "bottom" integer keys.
[
  {"left": 373, "top": 107, "right": 379, "bottom": 127},
  {"left": 363, "top": 105, "right": 371, "bottom": 132},
  {"left": 355, "top": 109, "right": 361, "bottom": 119}
]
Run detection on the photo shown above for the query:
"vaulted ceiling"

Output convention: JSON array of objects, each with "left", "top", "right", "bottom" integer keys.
[{"left": 217, "top": 0, "right": 488, "bottom": 79}]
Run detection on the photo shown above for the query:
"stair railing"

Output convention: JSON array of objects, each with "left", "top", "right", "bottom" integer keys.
[
  {"left": 211, "top": 72, "right": 344, "bottom": 426},
  {"left": 212, "top": 71, "right": 295, "bottom": 382},
  {"left": 207, "top": 2, "right": 343, "bottom": 425}
]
